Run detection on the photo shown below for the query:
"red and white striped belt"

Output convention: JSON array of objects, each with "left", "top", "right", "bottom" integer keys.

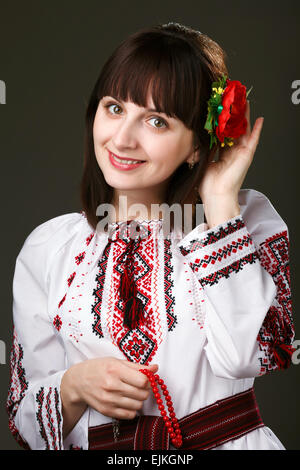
[{"left": 88, "top": 387, "right": 264, "bottom": 450}]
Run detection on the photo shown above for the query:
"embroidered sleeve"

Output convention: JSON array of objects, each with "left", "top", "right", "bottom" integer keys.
[
  {"left": 255, "top": 229, "right": 294, "bottom": 375},
  {"left": 6, "top": 214, "right": 89, "bottom": 450},
  {"left": 177, "top": 190, "right": 295, "bottom": 379}
]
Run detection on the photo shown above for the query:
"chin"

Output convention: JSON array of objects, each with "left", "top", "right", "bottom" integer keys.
[{"left": 103, "top": 174, "right": 143, "bottom": 190}]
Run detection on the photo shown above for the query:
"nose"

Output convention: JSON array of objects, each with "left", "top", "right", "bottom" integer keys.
[{"left": 111, "top": 116, "right": 139, "bottom": 150}]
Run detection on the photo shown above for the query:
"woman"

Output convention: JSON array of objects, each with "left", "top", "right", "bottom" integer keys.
[{"left": 7, "top": 22, "right": 294, "bottom": 450}]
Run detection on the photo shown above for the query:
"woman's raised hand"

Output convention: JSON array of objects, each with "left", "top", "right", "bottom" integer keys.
[
  {"left": 198, "top": 100, "right": 264, "bottom": 202},
  {"left": 197, "top": 101, "right": 264, "bottom": 228}
]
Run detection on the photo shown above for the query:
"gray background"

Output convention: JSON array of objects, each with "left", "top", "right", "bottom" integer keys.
[{"left": 0, "top": 0, "right": 299, "bottom": 450}]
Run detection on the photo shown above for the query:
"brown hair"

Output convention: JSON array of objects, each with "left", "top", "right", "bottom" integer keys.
[{"left": 80, "top": 22, "right": 228, "bottom": 231}]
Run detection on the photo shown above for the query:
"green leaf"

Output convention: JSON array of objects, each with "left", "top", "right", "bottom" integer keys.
[
  {"left": 204, "top": 114, "right": 213, "bottom": 131},
  {"left": 246, "top": 85, "right": 253, "bottom": 98}
]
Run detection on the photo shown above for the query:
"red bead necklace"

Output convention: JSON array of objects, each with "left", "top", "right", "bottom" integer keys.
[{"left": 139, "top": 368, "right": 183, "bottom": 448}]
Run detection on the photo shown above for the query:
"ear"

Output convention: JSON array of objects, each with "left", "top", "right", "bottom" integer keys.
[{"left": 186, "top": 145, "right": 201, "bottom": 164}]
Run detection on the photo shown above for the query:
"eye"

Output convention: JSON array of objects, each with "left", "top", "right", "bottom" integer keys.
[
  {"left": 148, "top": 117, "right": 167, "bottom": 130},
  {"left": 104, "top": 102, "right": 122, "bottom": 115}
]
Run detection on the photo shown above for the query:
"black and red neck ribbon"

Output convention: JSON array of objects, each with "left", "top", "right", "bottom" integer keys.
[{"left": 109, "top": 220, "right": 146, "bottom": 330}]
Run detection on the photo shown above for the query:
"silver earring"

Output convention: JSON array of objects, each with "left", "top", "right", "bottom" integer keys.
[{"left": 188, "top": 153, "right": 196, "bottom": 170}]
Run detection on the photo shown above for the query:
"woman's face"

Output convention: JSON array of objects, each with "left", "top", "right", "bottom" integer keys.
[{"left": 93, "top": 92, "right": 199, "bottom": 200}]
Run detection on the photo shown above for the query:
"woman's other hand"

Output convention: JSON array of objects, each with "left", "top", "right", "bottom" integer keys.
[{"left": 60, "top": 357, "right": 158, "bottom": 438}]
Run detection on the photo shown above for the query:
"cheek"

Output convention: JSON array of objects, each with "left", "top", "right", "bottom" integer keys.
[
  {"left": 146, "top": 138, "right": 187, "bottom": 170},
  {"left": 93, "top": 108, "right": 111, "bottom": 142},
  {"left": 93, "top": 115, "right": 104, "bottom": 143}
]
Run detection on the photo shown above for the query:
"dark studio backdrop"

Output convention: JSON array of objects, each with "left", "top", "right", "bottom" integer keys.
[{"left": 0, "top": 0, "right": 299, "bottom": 450}]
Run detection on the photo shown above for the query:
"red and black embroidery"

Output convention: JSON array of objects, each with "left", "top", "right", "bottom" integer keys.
[
  {"left": 54, "top": 388, "right": 62, "bottom": 447},
  {"left": 75, "top": 251, "right": 86, "bottom": 265},
  {"left": 179, "top": 216, "right": 258, "bottom": 287},
  {"left": 190, "top": 233, "right": 254, "bottom": 270},
  {"left": 91, "top": 220, "right": 176, "bottom": 365},
  {"left": 256, "top": 230, "right": 295, "bottom": 375},
  {"left": 198, "top": 251, "right": 260, "bottom": 287},
  {"left": 91, "top": 224, "right": 150, "bottom": 340},
  {"left": 36, "top": 386, "right": 63, "bottom": 450},
  {"left": 111, "top": 229, "right": 160, "bottom": 362},
  {"left": 36, "top": 388, "right": 49, "bottom": 449},
  {"left": 67, "top": 272, "right": 76, "bottom": 287},
  {"left": 6, "top": 329, "right": 30, "bottom": 449},
  {"left": 58, "top": 294, "right": 66, "bottom": 309},
  {"left": 53, "top": 314, "right": 62, "bottom": 332},
  {"left": 55, "top": 294, "right": 67, "bottom": 333},
  {"left": 91, "top": 239, "right": 113, "bottom": 339},
  {"left": 45, "top": 389, "right": 57, "bottom": 448},
  {"left": 86, "top": 233, "right": 94, "bottom": 246},
  {"left": 164, "top": 238, "right": 177, "bottom": 331},
  {"left": 179, "top": 217, "right": 245, "bottom": 256},
  {"left": 55, "top": 231, "right": 94, "bottom": 332},
  {"left": 119, "top": 328, "right": 157, "bottom": 363}
]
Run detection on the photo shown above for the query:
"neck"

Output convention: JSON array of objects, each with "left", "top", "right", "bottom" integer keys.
[{"left": 111, "top": 186, "right": 168, "bottom": 223}]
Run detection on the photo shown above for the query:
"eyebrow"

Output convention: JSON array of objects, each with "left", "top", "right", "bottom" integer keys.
[{"left": 103, "top": 95, "right": 167, "bottom": 115}]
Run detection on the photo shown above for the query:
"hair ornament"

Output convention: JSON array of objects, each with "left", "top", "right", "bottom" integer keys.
[{"left": 204, "top": 74, "right": 253, "bottom": 149}]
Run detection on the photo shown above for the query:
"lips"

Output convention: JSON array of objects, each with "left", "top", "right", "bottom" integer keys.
[{"left": 108, "top": 150, "right": 146, "bottom": 171}]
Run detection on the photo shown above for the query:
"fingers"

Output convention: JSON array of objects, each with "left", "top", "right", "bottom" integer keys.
[
  {"left": 112, "top": 375, "right": 151, "bottom": 418},
  {"left": 99, "top": 360, "right": 155, "bottom": 420},
  {"left": 245, "top": 100, "right": 251, "bottom": 136},
  {"left": 232, "top": 100, "right": 263, "bottom": 157},
  {"left": 120, "top": 360, "right": 158, "bottom": 390},
  {"left": 77, "top": 357, "right": 155, "bottom": 421},
  {"left": 123, "top": 360, "right": 158, "bottom": 372},
  {"left": 104, "top": 393, "right": 146, "bottom": 420},
  {"left": 244, "top": 100, "right": 264, "bottom": 154},
  {"left": 113, "top": 407, "right": 138, "bottom": 420},
  {"left": 116, "top": 382, "right": 150, "bottom": 405},
  {"left": 248, "top": 116, "right": 264, "bottom": 155}
]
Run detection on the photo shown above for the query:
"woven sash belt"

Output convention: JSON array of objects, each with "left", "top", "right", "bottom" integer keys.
[{"left": 88, "top": 387, "right": 264, "bottom": 450}]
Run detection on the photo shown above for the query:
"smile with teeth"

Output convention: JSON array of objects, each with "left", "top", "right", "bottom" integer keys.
[
  {"left": 111, "top": 152, "right": 144, "bottom": 164},
  {"left": 111, "top": 152, "right": 143, "bottom": 165}
]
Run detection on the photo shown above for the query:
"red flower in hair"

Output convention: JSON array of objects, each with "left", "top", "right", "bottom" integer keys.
[
  {"left": 204, "top": 74, "right": 252, "bottom": 149},
  {"left": 216, "top": 79, "right": 248, "bottom": 144}
]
